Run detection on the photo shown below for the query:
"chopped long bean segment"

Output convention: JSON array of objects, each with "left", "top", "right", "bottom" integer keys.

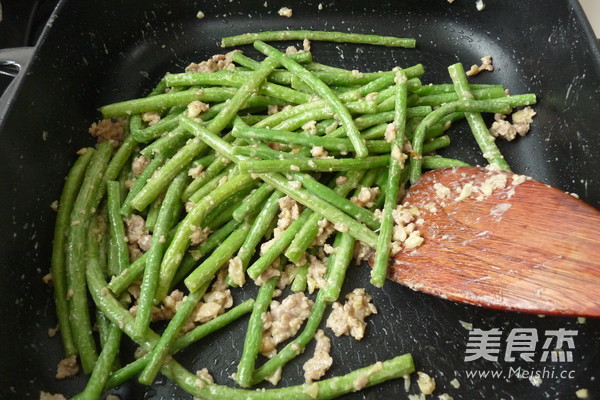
[
  {"left": 231, "top": 50, "right": 313, "bottom": 70},
  {"left": 107, "top": 251, "right": 147, "bottom": 295},
  {"left": 96, "top": 135, "right": 139, "bottom": 206},
  {"left": 290, "top": 262, "right": 309, "bottom": 292},
  {"left": 230, "top": 190, "right": 284, "bottom": 286},
  {"left": 252, "top": 292, "right": 328, "bottom": 384},
  {"left": 205, "top": 185, "right": 257, "bottom": 230},
  {"left": 254, "top": 41, "right": 368, "bottom": 158},
  {"left": 121, "top": 155, "right": 165, "bottom": 216},
  {"left": 207, "top": 57, "right": 279, "bottom": 134},
  {"left": 105, "top": 299, "right": 255, "bottom": 390},
  {"left": 183, "top": 156, "right": 230, "bottom": 201},
  {"left": 423, "top": 155, "right": 471, "bottom": 169},
  {"left": 239, "top": 155, "right": 389, "bottom": 173},
  {"left": 74, "top": 323, "right": 122, "bottom": 400},
  {"left": 415, "top": 83, "right": 504, "bottom": 96},
  {"left": 413, "top": 87, "right": 506, "bottom": 106},
  {"left": 422, "top": 135, "right": 451, "bottom": 153},
  {"left": 232, "top": 124, "right": 391, "bottom": 153},
  {"left": 233, "top": 144, "right": 303, "bottom": 160},
  {"left": 51, "top": 148, "right": 95, "bottom": 357},
  {"left": 372, "top": 69, "right": 408, "bottom": 288},
  {"left": 408, "top": 99, "right": 512, "bottom": 183},
  {"left": 106, "top": 181, "right": 130, "bottom": 276},
  {"left": 173, "top": 219, "right": 242, "bottom": 286},
  {"left": 66, "top": 141, "right": 113, "bottom": 373},
  {"left": 132, "top": 109, "right": 185, "bottom": 143},
  {"left": 140, "top": 126, "right": 193, "bottom": 158},
  {"left": 73, "top": 227, "right": 123, "bottom": 400},
  {"left": 188, "top": 164, "right": 235, "bottom": 204},
  {"left": 246, "top": 210, "right": 312, "bottom": 280},
  {"left": 100, "top": 87, "right": 235, "bottom": 118},
  {"left": 222, "top": 30, "right": 416, "bottom": 48},
  {"left": 134, "top": 172, "right": 187, "bottom": 340},
  {"left": 258, "top": 172, "right": 379, "bottom": 248},
  {"left": 139, "top": 282, "right": 209, "bottom": 385},
  {"left": 157, "top": 173, "right": 255, "bottom": 301},
  {"left": 326, "top": 106, "right": 433, "bottom": 138},
  {"left": 231, "top": 183, "right": 275, "bottom": 222},
  {"left": 323, "top": 233, "right": 356, "bottom": 302},
  {"left": 184, "top": 222, "right": 251, "bottom": 293},
  {"left": 448, "top": 62, "right": 511, "bottom": 172},
  {"left": 293, "top": 173, "right": 380, "bottom": 230},
  {"left": 284, "top": 170, "right": 364, "bottom": 264},
  {"left": 166, "top": 71, "right": 312, "bottom": 105},
  {"left": 236, "top": 270, "right": 280, "bottom": 387},
  {"left": 131, "top": 137, "right": 208, "bottom": 211}
]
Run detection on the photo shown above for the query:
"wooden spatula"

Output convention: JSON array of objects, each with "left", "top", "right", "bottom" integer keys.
[{"left": 389, "top": 166, "right": 600, "bottom": 317}]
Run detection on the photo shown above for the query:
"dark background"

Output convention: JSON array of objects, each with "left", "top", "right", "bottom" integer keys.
[{"left": 0, "top": 0, "right": 59, "bottom": 92}]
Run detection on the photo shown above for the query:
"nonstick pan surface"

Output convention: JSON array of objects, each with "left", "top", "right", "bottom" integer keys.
[{"left": 1, "top": 0, "right": 599, "bottom": 399}]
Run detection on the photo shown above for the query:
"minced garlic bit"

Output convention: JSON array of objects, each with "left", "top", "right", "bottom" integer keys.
[
  {"left": 384, "top": 122, "right": 397, "bottom": 143},
  {"left": 189, "top": 225, "right": 211, "bottom": 246},
  {"left": 186, "top": 51, "right": 238, "bottom": 73},
  {"left": 476, "top": 0, "right": 485, "bottom": 11},
  {"left": 196, "top": 11, "right": 205, "bottom": 19},
  {"left": 576, "top": 388, "right": 589, "bottom": 399},
  {"left": 303, "top": 329, "right": 333, "bottom": 383},
  {"left": 42, "top": 272, "right": 52, "bottom": 284},
  {"left": 132, "top": 155, "right": 150, "bottom": 176},
  {"left": 188, "top": 163, "right": 205, "bottom": 178},
  {"left": 351, "top": 186, "right": 380, "bottom": 208},
  {"left": 302, "top": 120, "right": 318, "bottom": 135},
  {"left": 390, "top": 203, "right": 424, "bottom": 255},
  {"left": 310, "top": 146, "right": 329, "bottom": 158},
  {"left": 39, "top": 392, "right": 67, "bottom": 400},
  {"left": 307, "top": 255, "right": 327, "bottom": 294},
  {"left": 125, "top": 215, "right": 152, "bottom": 259},
  {"left": 529, "top": 375, "right": 543, "bottom": 387},
  {"left": 261, "top": 292, "right": 313, "bottom": 357},
  {"left": 490, "top": 106, "right": 536, "bottom": 141},
  {"left": 50, "top": 200, "right": 59, "bottom": 212},
  {"left": 187, "top": 100, "right": 210, "bottom": 118},
  {"left": 89, "top": 118, "right": 125, "bottom": 145},
  {"left": 466, "top": 55, "right": 493, "bottom": 77},
  {"left": 265, "top": 366, "right": 283, "bottom": 385},
  {"left": 191, "top": 273, "right": 233, "bottom": 325},
  {"left": 278, "top": 6, "right": 293, "bottom": 17},
  {"left": 195, "top": 368, "right": 214, "bottom": 389},
  {"left": 142, "top": 111, "right": 161, "bottom": 126},
  {"left": 438, "top": 394, "right": 454, "bottom": 400},
  {"left": 48, "top": 324, "right": 59, "bottom": 337},
  {"left": 417, "top": 371, "right": 436, "bottom": 395},
  {"left": 326, "top": 288, "right": 377, "bottom": 340},
  {"left": 303, "top": 39, "right": 311, "bottom": 52},
  {"left": 450, "top": 378, "right": 461, "bottom": 389},
  {"left": 56, "top": 354, "right": 79, "bottom": 379},
  {"left": 459, "top": 320, "right": 473, "bottom": 330},
  {"left": 228, "top": 256, "right": 245, "bottom": 287}
]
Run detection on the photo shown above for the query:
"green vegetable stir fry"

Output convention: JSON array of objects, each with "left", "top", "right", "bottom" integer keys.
[{"left": 48, "top": 30, "right": 535, "bottom": 399}]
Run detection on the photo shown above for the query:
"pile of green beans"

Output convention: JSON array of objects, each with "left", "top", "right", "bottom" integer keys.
[{"left": 49, "top": 30, "right": 536, "bottom": 399}]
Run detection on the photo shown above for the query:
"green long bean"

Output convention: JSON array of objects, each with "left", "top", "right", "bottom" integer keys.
[
  {"left": 222, "top": 30, "right": 416, "bottom": 48},
  {"left": 236, "top": 270, "right": 280, "bottom": 387},
  {"left": 254, "top": 41, "right": 368, "bottom": 158},
  {"left": 65, "top": 141, "right": 113, "bottom": 373},
  {"left": 50, "top": 148, "right": 95, "bottom": 356},
  {"left": 133, "top": 172, "right": 187, "bottom": 340},
  {"left": 448, "top": 62, "right": 511, "bottom": 172}
]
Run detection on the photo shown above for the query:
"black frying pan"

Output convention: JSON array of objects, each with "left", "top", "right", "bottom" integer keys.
[{"left": 1, "top": 0, "right": 599, "bottom": 399}]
